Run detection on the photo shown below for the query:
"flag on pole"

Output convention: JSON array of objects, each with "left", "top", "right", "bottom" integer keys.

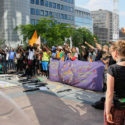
[
  {"left": 36, "top": 36, "right": 41, "bottom": 50},
  {"left": 29, "top": 30, "right": 38, "bottom": 46}
]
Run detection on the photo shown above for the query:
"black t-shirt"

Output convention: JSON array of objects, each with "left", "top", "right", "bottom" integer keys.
[
  {"left": 95, "top": 50, "right": 103, "bottom": 61},
  {"left": 109, "top": 56, "right": 116, "bottom": 66},
  {"left": 107, "top": 64, "right": 125, "bottom": 98}
]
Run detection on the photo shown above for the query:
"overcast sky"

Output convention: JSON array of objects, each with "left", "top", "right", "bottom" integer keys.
[{"left": 75, "top": 0, "right": 125, "bottom": 28}]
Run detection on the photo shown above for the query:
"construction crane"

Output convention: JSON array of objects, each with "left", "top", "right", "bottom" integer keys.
[{"left": 112, "top": 0, "right": 119, "bottom": 41}]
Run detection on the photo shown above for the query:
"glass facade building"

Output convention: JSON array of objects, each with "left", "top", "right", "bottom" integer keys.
[
  {"left": 91, "top": 9, "right": 119, "bottom": 43},
  {"left": 0, "top": 0, "right": 74, "bottom": 46},
  {"left": 0, "top": 0, "right": 30, "bottom": 46},
  {"left": 30, "top": 0, "right": 75, "bottom": 25},
  {"left": 75, "top": 7, "right": 93, "bottom": 33}
]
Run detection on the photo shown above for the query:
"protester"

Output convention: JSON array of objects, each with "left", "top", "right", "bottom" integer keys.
[
  {"left": 0, "top": 48, "right": 7, "bottom": 73},
  {"left": 51, "top": 46, "right": 57, "bottom": 59},
  {"left": 80, "top": 45, "right": 88, "bottom": 61},
  {"left": 57, "top": 46, "right": 64, "bottom": 61},
  {"left": 42, "top": 47, "right": 50, "bottom": 77},
  {"left": 85, "top": 38, "right": 103, "bottom": 61},
  {"left": 104, "top": 40, "right": 125, "bottom": 125},
  {"left": 69, "top": 47, "right": 78, "bottom": 61},
  {"left": 15, "top": 49, "right": 21, "bottom": 72},
  {"left": 9, "top": 48, "right": 16, "bottom": 70},
  {"left": 26, "top": 46, "right": 34, "bottom": 78}
]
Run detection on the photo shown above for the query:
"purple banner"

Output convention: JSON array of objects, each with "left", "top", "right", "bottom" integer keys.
[{"left": 49, "top": 60, "right": 105, "bottom": 91}]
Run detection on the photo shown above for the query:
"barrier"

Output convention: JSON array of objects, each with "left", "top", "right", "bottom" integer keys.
[{"left": 49, "top": 60, "right": 105, "bottom": 92}]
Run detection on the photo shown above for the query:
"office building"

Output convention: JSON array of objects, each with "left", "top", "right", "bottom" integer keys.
[
  {"left": 0, "top": 0, "right": 75, "bottom": 46},
  {"left": 91, "top": 9, "right": 119, "bottom": 43},
  {"left": 119, "top": 29, "right": 125, "bottom": 40},
  {"left": 75, "top": 7, "right": 93, "bottom": 32},
  {"left": 30, "top": 0, "right": 74, "bottom": 25},
  {"left": 0, "top": 0, "right": 30, "bottom": 46}
]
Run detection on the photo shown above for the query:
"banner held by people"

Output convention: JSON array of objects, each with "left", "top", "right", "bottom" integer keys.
[{"left": 49, "top": 60, "right": 105, "bottom": 92}]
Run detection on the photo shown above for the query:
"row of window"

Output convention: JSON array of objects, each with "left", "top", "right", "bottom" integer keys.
[
  {"left": 31, "top": 19, "right": 62, "bottom": 25},
  {"left": 76, "top": 10, "right": 91, "bottom": 17},
  {"left": 60, "top": 0, "right": 74, "bottom": 4},
  {"left": 31, "top": 0, "right": 74, "bottom": 5},
  {"left": 30, "top": 0, "right": 74, "bottom": 12},
  {"left": 30, "top": 8, "right": 74, "bottom": 21}
]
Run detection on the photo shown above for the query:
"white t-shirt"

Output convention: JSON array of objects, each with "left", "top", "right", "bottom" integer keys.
[
  {"left": 74, "top": 53, "right": 78, "bottom": 58},
  {"left": 28, "top": 50, "right": 34, "bottom": 60},
  {"left": 6, "top": 53, "right": 9, "bottom": 61},
  {"left": 16, "top": 53, "right": 20, "bottom": 59}
]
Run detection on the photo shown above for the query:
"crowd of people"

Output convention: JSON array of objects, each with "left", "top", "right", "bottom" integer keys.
[{"left": 0, "top": 38, "right": 112, "bottom": 78}]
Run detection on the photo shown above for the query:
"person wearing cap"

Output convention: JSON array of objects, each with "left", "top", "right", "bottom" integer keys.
[{"left": 51, "top": 46, "right": 57, "bottom": 59}]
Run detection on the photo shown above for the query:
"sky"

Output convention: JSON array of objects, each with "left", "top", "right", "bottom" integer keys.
[{"left": 75, "top": 0, "right": 125, "bottom": 28}]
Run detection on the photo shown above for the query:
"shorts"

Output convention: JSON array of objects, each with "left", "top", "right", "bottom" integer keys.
[
  {"left": 42, "top": 61, "right": 48, "bottom": 71},
  {"left": 104, "top": 105, "right": 125, "bottom": 125}
]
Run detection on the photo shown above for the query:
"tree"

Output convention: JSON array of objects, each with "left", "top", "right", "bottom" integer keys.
[
  {"left": 72, "top": 28, "right": 96, "bottom": 49},
  {"left": 0, "top": 39, "right": 6, "bottom": 47},
  {"left": 17, "top": 17, "right": 73, "bottom": 47},
  {"left": 16, "top": 17, "right": 97, "bottom": 48}
]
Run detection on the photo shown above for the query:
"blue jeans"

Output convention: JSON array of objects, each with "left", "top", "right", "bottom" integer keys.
[
  {"left": 9, "top": 59, "right": 15, "bottom": 70},
  {"left": 2, "top": 61, "right": 7, "bottom": 73}
]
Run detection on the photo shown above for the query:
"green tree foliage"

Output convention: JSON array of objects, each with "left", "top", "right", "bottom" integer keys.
[
  {"left": 17, "top": 17, "right": 97, "bottom": 48},
  {"left": 72, "top": 28, "right": 96, "bottom": 49},
  {"left": 0, "top": 39, "right": 6, "bottom": 47}
]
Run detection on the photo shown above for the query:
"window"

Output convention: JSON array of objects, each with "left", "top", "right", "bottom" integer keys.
[
  {"left": 67, "top": 0, "right": 70, "bottom": 3},
  {"left": 45, "top": 1, "right": 48, "bottom": 7},
  {"left": 36, "top": 0, "right": 39, "bottom": 5},
  {"left": 49, "top": 2, "right": 52, "bottom": 8},
  {"left": 40, "top": 10, "right": 44, "bottom": 16},
  {"left": 64, "top": 6, "right": 67, "bottom": 11},
  {"left": 71, "top": 16, "right": 74, "bottom": 21},
  {"left": 64, "top": 14, "right": 67, "bottom": 19},
  {"left": 49, "top": 11, "right": 52, "bottom": 16},
  {"left": 70, "top": 7, "right": 73, "bottom": 12},
  {"left": 70, "top": 0, "right": 73, "bottom": 4},
  {"left": 56, "top": 13, "right": 59, "bottom": 18},
  {"left": 31, "top": 19, "right": 35, "bottom": 25},
  {"left": 45, "top": 11, "right": 48, "bottom": 16},
  {"left": 30, "top": 0, "right": 34, "bottom": 4},
  {"left": 52, "top": 3, "right": 56, "bottom": 8},
  {"left": 36, "top": 9, "right": 40, "bottom": 15},
  {"left": 61, "top": 5, "right": 64, "bottom": 10},
  {"left": 57, "top": 4, "right": 60, "bottom": 9},
  {"left": 61, "top": 14, "right": 64, "bottom": 19},
  {"left": 36, "top": 20, "right": 39, "bottom": 24},
  {"left": 54, "top": 12, "right": 57, "bottom": 18},
  {"left": 67, "top": 15, "right": 71, "bottom": 20},
  {"left": 30, "top": 8, "right": 35, "bottom": 15},
  {"left": 58, "top": 13, "right": 61, "bottom": 19},
  {"left": 40, "top": 0, "right": 44, "bottom": 6}
]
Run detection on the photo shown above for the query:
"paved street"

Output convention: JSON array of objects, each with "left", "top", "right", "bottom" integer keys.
[{"left": 0, "top": 74, "right": 104, "bottom": 125}]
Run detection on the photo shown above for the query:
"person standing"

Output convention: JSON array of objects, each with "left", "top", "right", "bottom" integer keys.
[
  {"left": 42, "top": 47, "right": 50, "bottom": 77},
  {"left": 9, "top": 48, "right": 16, "bottom": 70},
  {"left": 104, "top": 40, "right": 125, "bottom": 125}
]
